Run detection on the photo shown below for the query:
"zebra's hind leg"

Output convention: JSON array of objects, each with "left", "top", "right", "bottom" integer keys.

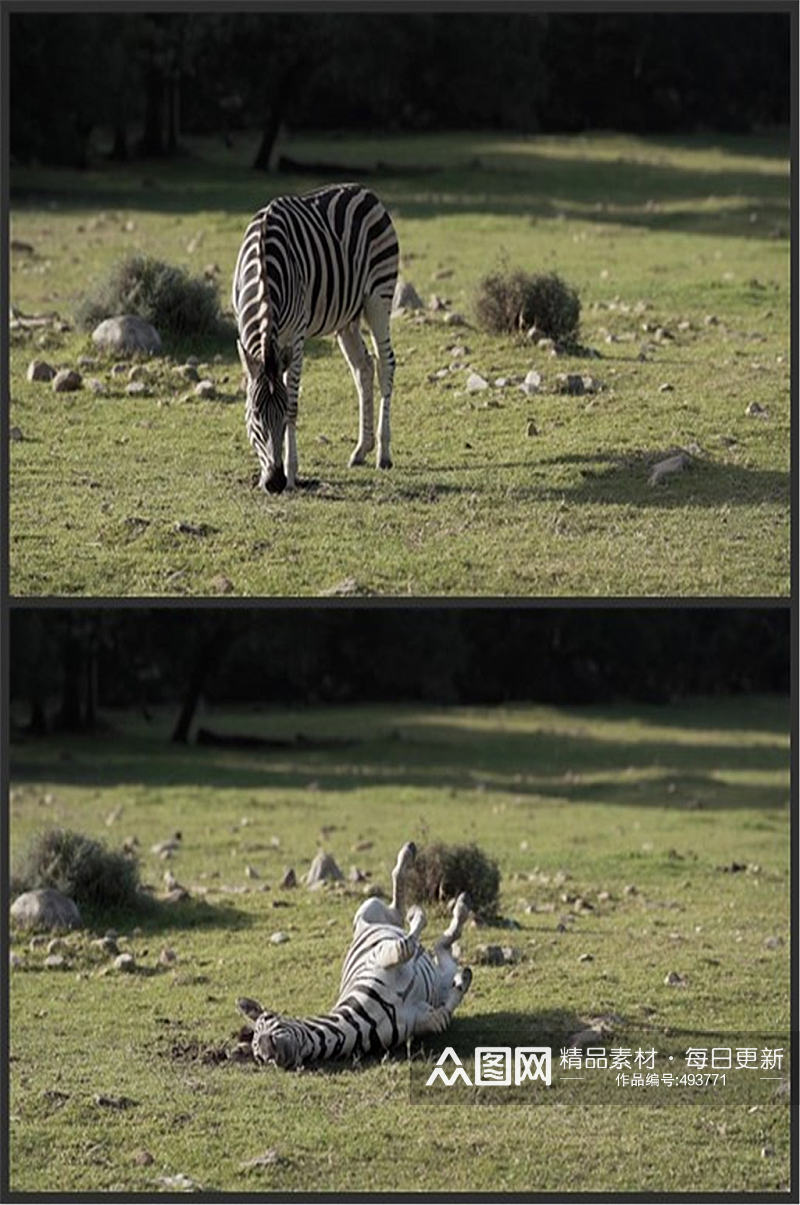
[
  {"left": 337, "top": 322, "right": 375, "bottom": 468},
  {"left": 390, "top": 840, "right": 417, "bottom": 919},
  {"left": 412, "top": 968, "right": 473, "bottom": 1036},
  {"left": 363, "top": 293, "right": 395, "bottom": 470},
  {"left": 437, "top": 892, "right": 471, "bottom": 953}
]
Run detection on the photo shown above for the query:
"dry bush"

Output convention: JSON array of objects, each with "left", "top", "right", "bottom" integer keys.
[
  {"left": 75, "top": 254, "right": 224, "bottom": 339},
  {"left": 11, "top": 828, "right": 143, "bottom": 913},
  {"left": 475, "top": 269, "right": 580, "bottom": 342},
  {"left": 407, "top": 842, "right": 501, "bottom": 919}
]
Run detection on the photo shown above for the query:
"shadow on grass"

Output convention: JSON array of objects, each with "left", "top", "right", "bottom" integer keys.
[
  {"left": 78, "top": 894, "right": 254, "bottom": 936},
  {"left": 8, "top": 707, "right": 790, "bottom": 811},
  {"left": 9, "top": 135, "right": 790, "bottom": 240}
]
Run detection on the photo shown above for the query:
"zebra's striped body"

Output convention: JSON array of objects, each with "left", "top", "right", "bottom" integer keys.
[
  {"left": 231, "top": 183, "right": 399, "bottom": 493},
  {"left": 237, "top": 842, "right": 472, "bottom": 1068}
]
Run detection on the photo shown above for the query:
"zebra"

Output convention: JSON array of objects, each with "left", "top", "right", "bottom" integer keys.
[
  {"left": 236, "top": 841, "right": 472, "bottom": 1068},
  {"left": 232, "top": 183, "right": 399, "bottom": 494}
]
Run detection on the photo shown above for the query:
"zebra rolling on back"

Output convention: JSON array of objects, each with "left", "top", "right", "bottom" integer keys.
[
  {"left": 232, "top": 183, "right": 399, "bottom": 494},
  {"left": 237, "top": 842, "right": 473, "bottom": 1068}
]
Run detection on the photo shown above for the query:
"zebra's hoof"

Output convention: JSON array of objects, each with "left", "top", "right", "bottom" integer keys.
[
  {"left": 378, "top": 457, "right": 393, "bottom": 470},
  {"left": 348, "top": 453, "right": 366, "bottom": 468}
]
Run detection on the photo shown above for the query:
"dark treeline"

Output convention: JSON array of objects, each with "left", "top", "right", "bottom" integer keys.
[
  {"left": 9, "top": 609, "right": 789, "bottom": 741},
  {"left": 9, "top": 11, "right": 790, "bottom": 169}
]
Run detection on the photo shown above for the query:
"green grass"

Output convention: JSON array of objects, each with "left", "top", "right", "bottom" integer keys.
[
  {"left": 8, "top": 697, "right": 791, "bottom": 1192},
  {"left": 9, "top": 130, "right": 790, "bottom": 596}
]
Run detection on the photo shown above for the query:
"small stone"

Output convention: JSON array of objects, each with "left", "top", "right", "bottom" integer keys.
[
  {"left": 578, "top": 952, "right": 594, "bottom": 963},
  {"left": 114, "top": 953, "right": 136, "bottom": 972},
  {"left": 664, "top": 970, "right": 688, "bottom": 987},
  {"left": 178, "top": 363, "right": 200, "bottom": 382},
  {"left": 44, "top": 954, "right": 66, "bottom": 969},
  {"left": 111, "top": 362, "right": 129, "bottom": 375},
  {"left": 466, "top": 371, "right": 489, "bottom": 393},
  {"left": 245, "top": 864, "right": 260, "bottom": 880},
  {"left": 211, "top": 575, "right": 234, "bottom": 594},
  {"left": 554, "top": 373, "right": 586, "bottom": 396},
  {"left": 305, "top": 852, "right": 343, "bottom": 886},
  {"left": 763, "top": 936, "right": 783, "bottom": 950},
  {"left": 87, "top": 378, "right": 106, "bottom": 395},
  {"left": 132, "top": 1149, "right": 154, "bottom": 1166},
  {"left": 745, "top": 401, "right": 769, "bottom": 418},
  {"left": 597, "top": 891, "right": 611, "bottom": 903},
  {"left": 126, "top": 381, "right": 148, "bottom": 396},
  {"left": 11, "top": 888, "right": 82, "bottom": 930},
  {"left": 92, "top": 936, "right": 118, "bottom": 957},
  {"left": 195, "top": 379, "right": 216, "bottom": 399},
  {"left": 270, "top": 931, "right": 289, "bottom": 945},
  {"left": 704, "top": 314, "right": 719, "bottom": 326},
  {"left": 761, "top": 1145, "right": 774, "bottom": 1159},
  {"left": 392, "top": 279, "right": 424, "bottom": 312},
  {"left": 520, "top": 370, "right": 542, "bottom": 396},
  {"left": 163, "top": 887, "right": 190, "bottom": 904},
  {"left": 444, "top": 312, "right": 466, "bottom": 326},
  {"left": 624, "top": 884, "right": 638, "bottom": 896},
  {"left": 658, "top": 382, "right": 674, "bottom": 392},
  {"left": 52, "top": 369, "right": 82, "bottom": 392},
  {"left": 348, "top": 866, "right": 368, "bottom": 883},
  {"left": 475, "top": 944, "right": 505, "bottom": 966},
  {"left": 158, "top": 947, "right": 177, "bottom": 965},
  {"left": 27, "top": 359, "right": 55, "bottom": 382},
  {"left": 9, "top": 952, "right": 22, "bottom": 970},
  {"left": 10, "top": 426, "right": 23, "bottom": 441},
  {"left": 280, "top": 867, "right": 297, "bottom": 889}
]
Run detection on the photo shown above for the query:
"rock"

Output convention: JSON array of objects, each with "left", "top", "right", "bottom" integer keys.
[
  {"left": 52, "top": 369, "right": 82, "bottom": 392},
  {"left": 132, "top": 1150, "right": 154, "bottom": 1166},
  {"left": 280, "top": 867, "right": 297, "bottom": 889},
  {"left": 10, "top": 426, "right": 23, "bottom": 441},
  {"left": 763, "top": 936, "right": 783, "bottom": 950},
  {"left": 520, "top": 370, "right": 542, "bottom": 395},
  {"left": 270, "top": 931, "right": 289, "bottom": 945},
  {"left": 178, "top": 364, "right": 200, "bottom": 382},
  {"left": 158, "top": 947, "right": 177, "bottom": 965},
  {"left": 195, "top": 379, "right": 216, "bottom": 399},
  {"left": 348, "top": 866, "right": 368, "bottom": 883},
  {"left": 87, "top": 378, "right": 106, "bottom": 395},
  {"left": 10, "top": 888, "right": 82, "bottom": 931},
  {"left": 475, "top": 945, "right": 506, "bottom": 966},
  {"left": 211, "top": 575, "right": 234, "bottom": 595},
  {"left": 10, "top": 951, "right": 22, "bottom": 970},
  {"left": 578, "top": 952, "right": 594, "bottom": 963},
  {"left": 111, "top": 362, "right": 129, "bottom": 375},
  {"left": 623, "top": 884, "right": 638, "bottom": 896},
  {"left": 44, "top": 954, "right": 66, "bottom": 969},
  {"left": 649, "top": 452, "right": 691, "bottom": 487},
  {"left": 245, "top": 864, "right": 260, "bottom": 880},
  {"left": 392, "top": 279, "right": 424, "bottom": 313},
  {"left": 658, "top": 382, "right": 674, "bottom": 392},
  {"left": 163, "top": 887, "right": 190, "bottom": 904},
  {"left": 664, "top": 970, "right": 688, "bottom": 987},
  {"left": 466, "top": 371, "right": 489, "bottom": 393},
  {"left": 92, "top": 315, "right": 161, "bottom": 356},
  {"left": 240, "top": 1149, "right": 284, "bottom": 1170},
  {"left": 554, "top": 373, "right": 586, "bottom": 396},
  {"left": 114, "top": 953, "right": 136, "bottom": 973},
  {"left": 126, "top": 381, "right": 149, "bottom": 396},
  {"left": 305, "top": 851, "right": 344, "bottom": 886},
  {"left": 91, "top": 936, "right": 119, "bottom": 957},
  {"left": 151, "top": 834, "right": 181, "bottom": 855},
  {"left": 745, "top": 401, "right": 769, "bottom": 418},
  {"left": 429, "top": 294, "right": 448, "bottom": 311},
  {"left": 444, "top": 312, "right": 467, "bottom": 326},
  {"left": 27, "top": 359, "right": 55, "bottom": 382}
]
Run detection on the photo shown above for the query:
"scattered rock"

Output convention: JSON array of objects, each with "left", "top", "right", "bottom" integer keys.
[
  {"left": 270, "top": 931, "right": 289, "bottom": 945},
  {"left": 321, "top": 578, "right": 375, "bottom": 597},
  {"left": 745, "top": 401, "right": 769, "bottom": 418},
  {"left": 92, "top": 315, "right": 161, "bottom": 355},
  {"left": 658, "top": 382, "right": 674, "bottom": 392},
  {"left": 126, "top": 381, "right": 149, "bottom": 396},
  {"left": 155, "top": 1175, "right": 202, "bottom": 1192},
  {"left": 174, "top": 521, "right": 215, "bottom": 538},
  {"left": 763, "top": 936, "right": 783, "bottom": 950},
  {"left": 240, "top": 1149, "right": 285, "bottom": 1170},
  {"left": 10, "top": 426, "right": 23, "bottom": 441},
  {"left": 280, "top": 867, "right": 297, "bottom": 890},
  {"left": 52, "top": 369, "right": 82, "bottom": 392},
  {"left": 111, "top": 362, "right": 129, "bottom": 375},
  {"left": 92, "top": 936, "right": 119, "bottom": 957},
  {"left": 305, "top": 851, "right": 344, "bottom": 886},
  {"left": 94, "top": 1093, "right": 137, "bottom": 1109},
  {"left": 466, "top": 371, "right": 489, "bottom": 393},
  {"left": 444, "top": 312, "right": 467, "bottom": 327},
  {"left": 177, "top": 364, "right": 200, "bottom": 382},
  {"left": 348, "top": 866, "right": 368, "bottom": 883},
  {"left": 26, "top": 359, "right": 55, "bottom": 382},
  {"left": 624, "top": 884, "right": 638, "bottom": 896},
  {"left": 520, "top": 370, "right": 542, "bottom": 396},
  {"left": 211, "top": 575, "right": 234, "bottom": 595},
  {"left": 163, "top": 887, "right": 190, "bottom": 904},
  {"left": 428, "top": 294, "right": 448, "bottom": 311},
  {"left": 392, "top": 279, "right": 424, "bottom": 313},
  {"left": 664, "top": 970, "right": 688, "bottom": 987},
  {"left": 10, "top": 888, "right": 82, "bottom": 931},
  {"left": 554, "top": 373, "right": 586, "bottom": 396},
  {"left": 195, "top": 379, "right": 216, "bottom": 399},
  {"left": 151, "top": 834, "right": 182, "bottom": 856},
  {"left": 474, "top": 944, "right": 518, "bottom": 966},
  {"left": 87, "top": 378, "right": 106, "bottom": 395},
  {"left": 648, "top": 451, "right": 691, "bottom": 487},
  {"left": 9, "top": 952, "right": 22, "bottom": 970},
  {"left": 245, "top": 864, "right": 260, "bottom": 880},
  {"left": 132, "top": 1150, "right": 154, "bottom": 1166},
  {"left": 114, "top": 953, "right": 136, "bottom": 973},
  {"left": 44, "top": 953, "right": 67, "bottom": 970},
  {"left": 578, "top": 952, "right": 594, "bottom": 963},
  {"left": 159, "top": 947, "right": 178, "bottom": 965}
]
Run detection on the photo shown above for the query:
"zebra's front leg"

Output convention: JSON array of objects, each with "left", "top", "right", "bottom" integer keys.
[
  {"left": 412, "top": 968, "right": 473, "bottom": 1036},
  {"left": 337, "top": 323, "right": 375, "bottom": 468},
  {"left": 364, "top": 294, "right": 395, "bottom": 470},
  {"left": 283, "top": 339, "right": 304, "bottom": 490}
]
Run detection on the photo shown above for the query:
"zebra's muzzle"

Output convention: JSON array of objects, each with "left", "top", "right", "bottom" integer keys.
[{"left": 263, "top": 465, "right": 287, "bottom": 494}]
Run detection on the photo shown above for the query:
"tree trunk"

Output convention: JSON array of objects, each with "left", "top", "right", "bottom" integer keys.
[
  {"left": 57, "top": 632, "right": 84, "bottom": 731},
  {"left": 171, "top": 620, "right": 242, "bottom": 743},
  {"left": 141, "top": 67, "right": 165, "bottom": 156},
  {"left": 110, "top": 121, "right": 128, "bottom": 161},
  {"left": 167, "top": 71, "right": 180, "bottom": 154},
  {"left": 28, "top": 698, "right": 48, "bottom": 736}
]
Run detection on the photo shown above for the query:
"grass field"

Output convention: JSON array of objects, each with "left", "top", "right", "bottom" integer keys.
[
  {"left": 8, "top": 697, "right": 791, "bottom": 1193},
  {"left": 9, "top": 130, "right": 791, "bottom": 597}
]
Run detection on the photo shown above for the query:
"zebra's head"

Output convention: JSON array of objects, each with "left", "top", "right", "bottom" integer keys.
[
  {"left": 236, "top": 997, "right": 306, "bottom": 1068},
  {"left": 238, "top": 339, "right": 292, "bottom": 494}
]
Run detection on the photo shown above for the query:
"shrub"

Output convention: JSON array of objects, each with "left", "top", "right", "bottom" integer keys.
[
  {"left": 10, "top": 828, "right": 143, "bottom": 914},
  {"left": 475, "top": 269, "right": 581, "bottom": 342},
  {"left": 75, "top": 254, "right": 224, "bottom": 340},
  {"left": 407, "top": 842, "right": 501, "bottom": 920}
]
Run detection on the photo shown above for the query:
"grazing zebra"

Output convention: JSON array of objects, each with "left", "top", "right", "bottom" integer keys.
[
  {"left": 232, "top": 183, "right": 399, "bottom": 494},
  {"left": 237, "top": 842, "right": 472, "bottom": 1068}
]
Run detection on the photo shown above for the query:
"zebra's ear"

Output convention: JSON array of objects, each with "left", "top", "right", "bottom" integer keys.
[
  {"left": 237, "top": 340, "right": 261, "bottom": 381},
  {"left": 236, "top": 996, "right": 266, "bottom": 1027}
]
